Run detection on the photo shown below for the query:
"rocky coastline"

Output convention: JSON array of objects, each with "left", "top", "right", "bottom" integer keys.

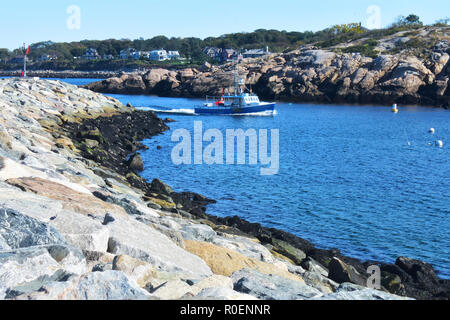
[
  {"left": 83, "top": 41, "right": 450, "bottom": 109},
  {"left": 0, "top": 78, "right": 448, "bottom": 300}
]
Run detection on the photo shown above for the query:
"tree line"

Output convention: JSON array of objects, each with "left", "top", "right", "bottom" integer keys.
[{"left": 0, "top": 14, "right": 447, "bottom": 67}]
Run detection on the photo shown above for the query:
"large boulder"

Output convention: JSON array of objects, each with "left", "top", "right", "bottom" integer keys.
[
  {"left": 5, "top": 177, "right": 128, "bottom": 219},
  {"left": 0, "top": 207, "right": 66, "bottom": 249},
  {"left": 112, "top": 255, "right": 155, "bottom": 287},
  {"left": 121, "top": 74, "right": 146, "bottom": 94},
  {"left": 106, "top": 214, "right": 212, "bottom": 277},
  {"left": 184, "top": 240, "right": 303, "bottom": 282},
  {"left": 0, "top": 186, "right": 110, "bottom": 252},
  {"left": 142, "top": 68, "right": 170, "bottom": 90},
  {"left": 297, "top": 50, "right": 337, "bottom": 67},
  {"left": 328, "top": 257, "right": 366, "bottom": 286},
  {"left": 193, "top": 287, "right": 258, "bottom": 300},
  {"left": 231, "top": 269, "right": 322, "bottom": 300},
  {"left": 127, "top": 153, "right": 144, "bottom": 172},
  {"left": 150, "top": 178, "right": 174, "bottom": 195},
  {"left": 180, "top": 224, "right": 217, "bottom": 242},
  {"left": 430, "top": 52, "right": 450, "bottom": 74},
  {"left": 315, "top": 283, "right": 412, "bottom": 300},
  {"left": 395, "top": 257, "right": 440, "bottom": 285},
  {"left": 75, "top": 271, "right": 150, "bottom": 300},
  {"left": 0, "top": 209, "right": 87, "bottom": 299},
  {"left": 12, "top": 270, "right": 151, "bottom": 300}
]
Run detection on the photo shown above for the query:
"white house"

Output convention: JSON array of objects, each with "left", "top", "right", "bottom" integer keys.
[
  {"left": 84, "top": 48, "right": 100, "bottom": 60},
  {"left": 38, "top": 54, "right": 58, "bottom": 62},
  {"left": 167, "top": 51, "right": 181, "bottom": 60},
  {"left": 203, "top": 47, "right": 221, "bottom": 60},
  {"left": 120, "top": 48, "right": 137, "bottom": 59},
  {"left": 242, "top": 47, "right": 271, "bottom": 59},
  {"left": 139, "top": 51, "right": 150, "bottom": 59},
  {"left": 149, "top": 50, "right": 168, "bottom": 61}
]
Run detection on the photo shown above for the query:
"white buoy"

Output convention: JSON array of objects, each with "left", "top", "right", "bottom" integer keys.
[
  {"left": 429, "top": 128, "right": 435, "bottom": 134},
  {"left": 392, "top": 104, "right": 398, "bottom": 113},
  {"left": 436, "top": 140, "right": 443, "bottom": 148}
]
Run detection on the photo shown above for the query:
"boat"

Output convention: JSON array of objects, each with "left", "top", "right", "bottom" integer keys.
[{"left": 194, "top": 62, "right": 276, "bottom": 115}]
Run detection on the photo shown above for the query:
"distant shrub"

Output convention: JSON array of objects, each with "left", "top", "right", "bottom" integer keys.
[
  {"left": 342, "top": 40, "right": 380, "bottom": 58},
  {"left": 433, "top": 18, "right": 449, "bottom": 27}
]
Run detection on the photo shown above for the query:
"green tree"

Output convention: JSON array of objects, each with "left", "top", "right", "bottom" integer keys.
[
  {"left": 405, "top": 14, "right": 422, "bottom": 25},
  {"left": 0, "top": 48, "right": 10, "bottom": 60}
]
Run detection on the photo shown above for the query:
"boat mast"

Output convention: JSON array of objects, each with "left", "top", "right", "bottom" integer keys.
[
  {"left": 22, "top": 43, "right": 29, "bottom": 78},
  {"left": 233, "top": 61, "right": 238, "bottom": 96}
]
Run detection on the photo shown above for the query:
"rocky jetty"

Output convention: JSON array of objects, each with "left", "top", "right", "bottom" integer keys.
[
  {"left": 0, "top": 78, "right": 446, "bottom": 300},
  {"left": 0, "top": 70, "right": 119, "bottom": 79},
  {"left": 85, "top": 39, "right": 450, "bottom": 108}
]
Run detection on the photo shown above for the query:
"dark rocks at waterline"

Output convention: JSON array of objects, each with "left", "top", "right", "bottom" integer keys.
[
  {"left": 127, "top": 153, "right": 144, "bottom": 172},
  {"left": 380, "top": 257, "right": 450, "bottom": 300},
  {"left": 150, "top": 178, "right": 174, "bottom": 195},
  {"left": 61, "top": 110, "right": 169, "bottom": 177},
  {"left": 191, "top": 212, "right": 449, "bottom": 300},
  {"left": 328, "top": 257, "right": 367, "bottom": 287}
]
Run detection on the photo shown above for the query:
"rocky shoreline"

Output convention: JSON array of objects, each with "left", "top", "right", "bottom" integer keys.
[
  {"left": 83, "top": 41, "right": 450, "bottom": 109},
  {"left": 0, "top": 78, "right": 448, "bottom": 300}
]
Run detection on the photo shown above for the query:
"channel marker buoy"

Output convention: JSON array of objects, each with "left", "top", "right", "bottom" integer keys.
[{"left": 392, "top": 104, "right": 399, "bottom": 113}]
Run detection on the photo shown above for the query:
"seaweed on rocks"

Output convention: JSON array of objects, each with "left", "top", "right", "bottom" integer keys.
[{"left": 62, "top": 110, "right": 168, "bottom": 176}]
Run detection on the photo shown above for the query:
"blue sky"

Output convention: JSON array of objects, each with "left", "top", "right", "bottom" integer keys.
[{"left": 1, "top": 0, "right": 449, "bottom": 50}]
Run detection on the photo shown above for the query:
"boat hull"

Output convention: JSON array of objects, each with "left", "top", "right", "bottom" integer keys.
[{"left": 194, "top": 103, "right": 275, "bottom": 115}]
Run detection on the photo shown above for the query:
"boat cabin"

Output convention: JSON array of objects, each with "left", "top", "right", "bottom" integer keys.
[{"left": 204, "top": 93, "right": 261, "bottom": 108}]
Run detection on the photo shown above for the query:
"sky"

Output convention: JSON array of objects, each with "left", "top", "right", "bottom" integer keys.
[{"left": 1, "top": 0, "right": 449, "bottom": 50}]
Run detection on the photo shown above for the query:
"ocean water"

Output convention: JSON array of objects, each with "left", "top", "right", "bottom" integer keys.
[{"left": 32, "top": 78, "right": 450, "bottom": 278}]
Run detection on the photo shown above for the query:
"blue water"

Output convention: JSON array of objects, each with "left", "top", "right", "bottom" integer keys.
[{"left": 18, "top": 78, "right": 450, "bottom": 278}]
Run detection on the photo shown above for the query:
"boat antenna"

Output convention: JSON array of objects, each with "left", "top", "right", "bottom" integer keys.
[{"left": 234, "top": 59, "right": 239, "bottom": 96}]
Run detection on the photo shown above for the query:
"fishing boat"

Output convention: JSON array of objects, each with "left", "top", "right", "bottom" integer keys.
[{"left": 194, "top": 63, "right": 276, "bottom": 115}]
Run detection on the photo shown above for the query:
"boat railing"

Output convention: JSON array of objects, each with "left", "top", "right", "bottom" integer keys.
[{"left": 205, "top": 96, "right": 240, "bottom": 103}]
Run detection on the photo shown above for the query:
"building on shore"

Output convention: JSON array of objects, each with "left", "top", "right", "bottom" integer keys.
[
  {"left": 220, "top": 48, "right": 238, "bottom": 62},
  {"left": 203, "top": 47, "right": 239, "bottom": 62},
  {"left": 242, "top": 47, "right": 271, "bottom": 59},
  {"left": 120, "top": 48, "right": 137, "bottom": 59},
  {"left": 38, "top": 54, "right": 58, "bottom": 62},
  {"left": 203, "top": 47, "right": 221, "bottom": 60},
  {"left": 167, "top": 51, "right": 181, "bottom": 60},
  {"left": 149, "top": 50, "right": 168, "bottom": 61},
  {"left": 84, "top": 48, "right": 100, "bottom": 60}
]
